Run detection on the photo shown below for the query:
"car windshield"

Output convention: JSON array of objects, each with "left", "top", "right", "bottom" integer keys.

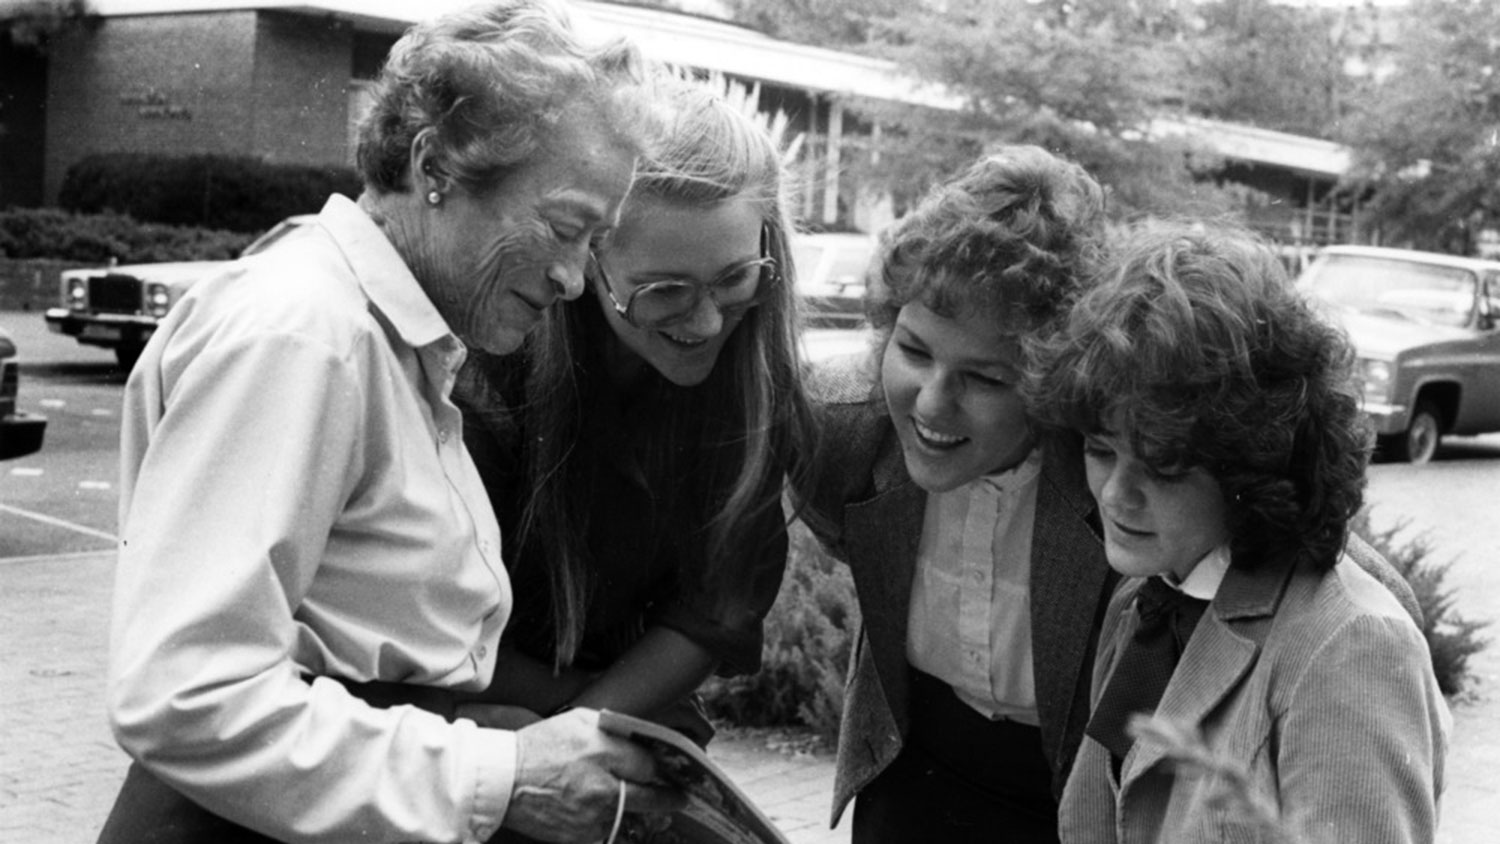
[
  {"left": 1302, "top": 254, "right": 1477, "bottom": 329},
  {"left": 791, "top": 238, "right": 873, "bottom": 294}
]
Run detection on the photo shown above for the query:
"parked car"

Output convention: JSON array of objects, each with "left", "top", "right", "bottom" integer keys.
[
  {"left": 792, "top": 231, "right": 876, "bottom": 331},
  {"left": 0, "top": 326, "right": 46, "bottom": 460},
  {"left": 44, "top": 215, "right": 315, "bottom": 370},
  {"left": 1298, "top": 244, "right": 1500, "bottom": 463}
]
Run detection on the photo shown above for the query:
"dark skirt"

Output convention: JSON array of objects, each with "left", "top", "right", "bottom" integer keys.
[{"left": 851, "top": 670, "right": 1059, "bottom": 844}]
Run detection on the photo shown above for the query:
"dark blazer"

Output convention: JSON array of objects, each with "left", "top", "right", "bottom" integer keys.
[{"left": 794, "top": 355, "right": 1118, "bottom": 825}]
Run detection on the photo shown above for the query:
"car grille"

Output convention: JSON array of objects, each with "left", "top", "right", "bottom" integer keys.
[{"left": 88, "top": 274, "right": 146, "bottom": 314}]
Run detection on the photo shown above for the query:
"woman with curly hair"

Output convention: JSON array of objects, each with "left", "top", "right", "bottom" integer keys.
[
  {"left": 1026, "top": 220, "right": 1449, "bottom": 843},
  {"left": 453, "top": 74, "right": 816, "bottom": 754},
  {"left": 793, "top": 145, "right": 1116, "bottom": 843}
]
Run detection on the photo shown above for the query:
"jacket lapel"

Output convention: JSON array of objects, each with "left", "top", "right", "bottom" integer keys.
[
  {"left": 1030, "top": 433, "right": 1113, "bottom": 783},
  {"left": 843, "top": 427, "right": 924, "bottom": 722},
  {"left": 1121, "top": 555, "right": 1294, "bottom": 783}
]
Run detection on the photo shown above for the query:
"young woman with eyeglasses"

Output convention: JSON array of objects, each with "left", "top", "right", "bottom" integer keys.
[{"left": 451, "top": 75, "right": 816, "bottom": 754}]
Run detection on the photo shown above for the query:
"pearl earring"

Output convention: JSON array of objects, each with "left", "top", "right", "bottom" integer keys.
[{"left": 426, "top": 190, "right": 442, "bottom": 206}]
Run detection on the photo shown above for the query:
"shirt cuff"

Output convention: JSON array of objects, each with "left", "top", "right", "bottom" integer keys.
[{"left": 463, "top": 723, "right": 518, "bottom": 843}]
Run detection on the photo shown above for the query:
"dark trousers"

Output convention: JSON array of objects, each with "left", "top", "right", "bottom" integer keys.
[
  {"left": 95, "top": 678, "right": 459, "bottom": 844},
  {"left": 852, "top": 670, "right": 1059, "bottom": 844}
]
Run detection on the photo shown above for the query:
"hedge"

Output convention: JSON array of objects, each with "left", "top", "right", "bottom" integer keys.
[
  {"left": 0, "top": 207, "right": 253, "bottom": 264},
  {"left": 58, "top": 153, "right": 359, "bottom": 233}
]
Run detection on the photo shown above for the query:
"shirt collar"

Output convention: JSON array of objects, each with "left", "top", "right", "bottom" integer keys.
[
  {"left": 317, "top": 194, "right": 456, "bottom": 352},
  {"left": 977, "top": 446, "right": 1043, "bottom": 493},
  {"left": 1167, "top": 543, "right": 1232, "bottom": 601}
]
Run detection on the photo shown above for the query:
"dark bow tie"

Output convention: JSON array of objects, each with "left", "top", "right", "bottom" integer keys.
[{"left": 1085, "top": 577, "right": 1210, "bottom": 765}]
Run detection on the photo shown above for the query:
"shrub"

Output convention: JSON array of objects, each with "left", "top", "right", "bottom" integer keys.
[
  {"left": 700, "top": 518, "right": 859, "bottom": 743},
  {"left": 0, "top": 208, "right": 253, "bottom": 263},
  {"left": 59, "top": 153, "right": 358, "bottom": 233},
  {"left": 1352, "top": 510, "right": 1489, "bottom": 697}
]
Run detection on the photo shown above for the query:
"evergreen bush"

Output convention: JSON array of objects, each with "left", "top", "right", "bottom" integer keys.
[
  {"left": 59, "top": 153, "right": 358, "bottom": 233},
  {"left": 1352, "top": 510, "right": 1489, "bottom": 697},
  {"left": 699, "top": 518, "right": 859, "bottom": 742}
]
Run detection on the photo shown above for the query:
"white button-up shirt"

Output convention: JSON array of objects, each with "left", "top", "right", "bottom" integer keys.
[
  {"left": 110, "top": 195, "right": 514, "bottom": 843},
  {"left": 907, "top": 448, "right": 1043, "bottom": 724}
]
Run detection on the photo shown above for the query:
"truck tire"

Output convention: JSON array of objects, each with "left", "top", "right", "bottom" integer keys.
[{"left": 1387, "top": 399, "right": 1442, "bottom": 465}]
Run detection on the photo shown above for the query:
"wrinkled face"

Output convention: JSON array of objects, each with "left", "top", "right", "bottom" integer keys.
[
  {"left": 1083, "top": 428, "right": 1231, "bottom": 581},
  {"left": 592, "top": 196, "right": 764, "bottom": 387},
  {"left": 421, "top": 104, "right": 636, "bottom": 355},
  {"left": 881, "top": 301, "right": 1033, "bottom": 493}
]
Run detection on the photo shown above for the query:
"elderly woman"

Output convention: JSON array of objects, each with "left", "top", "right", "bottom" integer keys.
[
  {"left": 96, "top": 3, "right": 683, "bottom": 843},
  {"left": 1026, "top": 221, "right": 1449, "bottom": 843},
  {"left": 454, "top": 75, "right": 816, "bottom": 755},
  {"left": 793, "top": 146, "right": 1114, "bottom": 843}
]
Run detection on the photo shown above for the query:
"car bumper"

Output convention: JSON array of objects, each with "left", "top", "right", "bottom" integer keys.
[
  {"left": 44, "top": 309, "right": 157, "bottom": 348},
  {"left": 1361, "top": 401, "right": 1407, "bottom": 436},
  {"left": 1, "top": 411, "right": 46, "bottom": 460}
]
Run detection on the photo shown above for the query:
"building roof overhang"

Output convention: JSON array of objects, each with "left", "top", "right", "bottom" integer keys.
[
  {"left": 77, "top": 0, "right": 959, "bottom": 106},
  {"left": 1150, "top": 114, "right": 1351, "bottom": 181}
]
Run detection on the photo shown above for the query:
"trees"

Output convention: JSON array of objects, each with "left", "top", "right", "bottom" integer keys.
[
  {"left": 743, "top": 0, "right": 1239, "bottom": 220},
  {"left": 1341, "top": 0, "right": 1500, "bottom": 252},
  {"left": 1180, "top": 0, "right": 1363, "bottom": 138}
]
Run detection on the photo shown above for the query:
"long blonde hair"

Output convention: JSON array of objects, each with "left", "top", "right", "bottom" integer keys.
[{"left": 514, "top": 76, "right": 815, "bottom": 667}]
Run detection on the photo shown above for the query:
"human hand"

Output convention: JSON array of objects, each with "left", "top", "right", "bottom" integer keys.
[{"left": 503, "top": 708, "right": 686, "bottom": 843}]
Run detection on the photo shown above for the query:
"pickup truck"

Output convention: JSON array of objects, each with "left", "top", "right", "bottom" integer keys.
[
  {"left": 1299, "top": 245, "right": 1500, "bottom": 463},
  {"left": 44, "top": 215, "right": 313, "bottom": 370}
]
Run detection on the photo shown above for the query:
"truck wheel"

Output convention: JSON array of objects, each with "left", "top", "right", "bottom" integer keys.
[
  {"left": 1390, "top": 400, "right": 1442, "bottom": 465},
  {"left": 115, "top": 344, "right": 143, "bottom": 373}
]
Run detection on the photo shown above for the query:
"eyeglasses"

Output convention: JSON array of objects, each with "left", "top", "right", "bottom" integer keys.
[{"left": 591, "top": 232, "right": 780, "bottom": 329}]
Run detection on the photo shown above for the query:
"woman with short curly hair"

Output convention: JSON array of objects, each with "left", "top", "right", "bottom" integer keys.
[
  {"left": 794, "top": 145, "right": 1114, "bottom": 843},
  {"left": 1026, "top": 220, "right": 1449, "bottom": 843}
]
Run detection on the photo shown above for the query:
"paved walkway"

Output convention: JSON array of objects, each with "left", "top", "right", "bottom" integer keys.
[
  {"left": 0, "top": 550, "right": 848, "bottom": 843},
  {"left": 3, "top": 548, "right": 1491, "bottom": 842}
]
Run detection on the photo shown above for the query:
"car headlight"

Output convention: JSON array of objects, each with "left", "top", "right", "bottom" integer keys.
[
  {"left": 1358, "top": 357, "right": 1393, "bottom": 405},
  {"left": 146, "top": 283, "right": 171, "bottom": 317},
  {"left": 66, "top": 278, "right": 88, "bottom": 310}
]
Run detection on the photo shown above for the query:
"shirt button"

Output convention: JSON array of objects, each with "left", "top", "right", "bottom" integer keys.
[
  {"left": 476, "top": 645, "right": 488, "bottom": 660},
  {"left": 439, "top": 428, "right": 450, "bottom": 443}
]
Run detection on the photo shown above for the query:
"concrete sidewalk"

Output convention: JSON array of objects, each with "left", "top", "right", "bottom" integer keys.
[
  {"left": 0, "top": 550, "right": 848, "bottom": 843},
  {"left": 2, "top": 548, "right": 1488, "bottom": 842}
]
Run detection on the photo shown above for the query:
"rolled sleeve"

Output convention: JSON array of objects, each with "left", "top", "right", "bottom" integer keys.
[{"left": 462, "top": 723, "right": 518, "bottom": 843}]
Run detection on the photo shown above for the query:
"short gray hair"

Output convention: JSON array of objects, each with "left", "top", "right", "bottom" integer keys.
[{"left": 356, "top": 0, "right": 650, "bottom": 193}]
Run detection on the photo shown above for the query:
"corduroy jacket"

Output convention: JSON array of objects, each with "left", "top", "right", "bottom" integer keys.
[{"left": 1060, "top": 548, "right": 1449, "bottom": 844}]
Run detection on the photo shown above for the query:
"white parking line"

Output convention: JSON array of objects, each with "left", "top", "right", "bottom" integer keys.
[
  {"left": 90, "top": 408, "right": 114, "bottom": 417},
  {"left": 78, "top": 480, "right": 112, "bottom": 490},
  {"left": 0, "top": 503, "right": 118, "bottom": 542},
  {"left": 39, "top": 399, "right": 65, "bottom": 409},
  {"left": 8, "top": 467, "right": 43, "bottom": 476}
]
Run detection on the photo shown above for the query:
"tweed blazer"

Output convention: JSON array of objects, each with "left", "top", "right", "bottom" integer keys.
[
  {"left": 794, "top": 354, "right": 1117, "bottom": 825},
  {"left": 1059, "top": 549, "right": 1449, "bottom": 844}
]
